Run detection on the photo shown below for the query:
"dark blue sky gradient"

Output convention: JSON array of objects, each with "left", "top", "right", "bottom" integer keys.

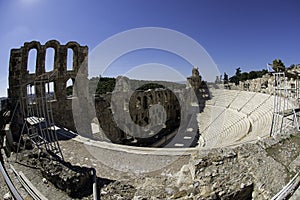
[{"left": 0, "top": 0, "right": 299, "bottom": 96}]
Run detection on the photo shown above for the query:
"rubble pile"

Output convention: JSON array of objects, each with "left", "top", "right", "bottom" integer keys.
[
  {"left": 18, "top": 149, "right": 94, "bottom": 198},
  {"left": 127, "top": 133, "right": 300, "bottom": 199}
]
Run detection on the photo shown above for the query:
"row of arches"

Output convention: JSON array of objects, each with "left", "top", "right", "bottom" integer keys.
[
  {"left": 27, "top": 47, "right": 74, "bottom": 74},
  {"left": 26, "top": 78, "right": 75, "bottom": 100},
  {"left": 24, "top": 40, "right": 83, "bottom": 74}
]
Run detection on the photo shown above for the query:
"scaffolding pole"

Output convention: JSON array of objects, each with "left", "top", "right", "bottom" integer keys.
[
  {"left": 270, "top": 72, "right": 300, "bottom": 136},
  {"left": 17, "top": 70, "right": 63, "bottom": 160}
]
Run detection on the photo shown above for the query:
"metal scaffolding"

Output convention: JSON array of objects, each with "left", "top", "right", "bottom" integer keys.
[
  {"left": 17, "top": 71, "right": 63, "bottom": 160},
  {"left": 270, "top": 72, "right": 300, "bottom": 136}
]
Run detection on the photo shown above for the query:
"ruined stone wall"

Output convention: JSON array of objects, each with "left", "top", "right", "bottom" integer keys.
[
  {"left": 187, "top": 67, "right": 202, "bottom": 91},
  {"left": 238, "top": 72, "right": 300, "bottom": 99},
  {"left": 8, "top": 40, "right": 88, "bottom": 132},
  {"left": 8, "top": 41, "right": 201, "bottom": 145},
  {"left": 128, "top": 89, "right": 180, "bottom": 128},
  {"left": 238, "top": 74, "right": 274, "bottom": 93},
  {"left": 95, "top": 87, "right": 181, "bottom": 145}
]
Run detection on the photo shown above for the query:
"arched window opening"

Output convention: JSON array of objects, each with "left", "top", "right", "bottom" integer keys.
[
  {"left": 164, "top": 92, "right": 168, "bottom": 102},
  {"left": 26, "top": 84, "right": 35, "bottom": 104},
  {"left": 45, "top": 82, "right": 55, "bottom": 101},
  {"left": 136, "top": 96, "right": 141, "bottom": 108},
  {"left": 149, "top": 94, "right": 153, "bottom": 103},
  {"left": 45, "top": 48, "right": 55, "bottom": 72},
  {"left": 143, "top": 96, "right": 147, "bottom": 109},
  {"left": 67, "top": 48, "right": 74, "bottom": 71},
  {"left": 124, "top": 102, "right": 129, "bottom": 111},
  {"left": 144, "top": 116, "right": 149, "bottom": 124},
  {"left": 27, "top": 49, "right": 37, "bottom": 74},
  {"left": 91, "top": 117, "right": 101, "bottom": 134},
  {"left": 66, "top": 78, "right": 74, "bottom": 97},
  {"left": 158, "top": 93, "right": 161, "bottom": 98}
]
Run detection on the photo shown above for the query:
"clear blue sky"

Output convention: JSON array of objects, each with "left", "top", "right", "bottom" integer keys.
[{"left": 0, "top": 0, "right": 300, "bottom": 96}]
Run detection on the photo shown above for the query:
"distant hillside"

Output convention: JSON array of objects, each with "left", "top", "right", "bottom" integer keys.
[
  {"left": 89, "top": 76, "right": 185, "bottom": 95},
  {"left": 89, "top": 77, "right": 116, "bottom": 95},
  {"left": 128, "top": 78, "right": 185, "bottom": 91},
  {"left": 135, "top": 83, "right": 165, "bottom": 91}
]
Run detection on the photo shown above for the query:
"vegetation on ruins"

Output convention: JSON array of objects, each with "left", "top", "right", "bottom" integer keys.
[
  {"left": 223, "top": 72, "right": 229, "bottom": 84},
  {"left": 136, "top": 83, "right": 165, "bottom": 91},
  {"left": 229, "top": 67, "right": 268, "bottom": 85},
  {"left": 226, "top": 59, "right": 300, "bottom": 85},
  {"left": 88, "top": 76, "right": 185, "bottom": 95},
  {"left": 90, "top": 77, "right": 116, "bottom": 95},
  {"left": 220, "top": 59, "right": 300, "bottom": 86},
  {"left": 66, "top": 86, "right": 73, "bottom": 96},
  {"left": 272, "top": 59, "right": 286, "bottom": 72}
]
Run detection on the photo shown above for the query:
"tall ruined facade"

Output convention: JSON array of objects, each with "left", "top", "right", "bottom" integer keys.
[
  {"left": 8, "top": 40, "right": 88, "bottom": 136},
  {"left": 8, "top": 40, "right": 201, "bottom": 147}
]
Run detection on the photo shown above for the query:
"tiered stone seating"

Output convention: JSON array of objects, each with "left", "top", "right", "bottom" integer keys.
[
  {"left": 219, "top": 116, "right": 250, "bottom": 146},
  {"left": 213, "top": 90, "right": 240, "bottom": 107},
  {"left": 240, "top": 97, "right": 274, "bottom": 142},
  {"left": 230, "top": 91, "right": 256, "bottom": 111},
  {"left": 240, "top": 93, "right": 271, "bottom": 115},
  {"left": 198, "top": 89, "right": 277, "bottom": 148},
  {"left": 202, "top": 110, "right": 226, "bottom": 145},
  {"left": 201, "top": 109, "right": 249, "bottom": 147},
  {"left": 206, "top": 89, "right": 240, "bottom": 108},
  {"left": 205, "top": 88, "right": 222, "bottom": 105},
  {"left": 197, "top": 105, "right": 225, "bottom": 133}
]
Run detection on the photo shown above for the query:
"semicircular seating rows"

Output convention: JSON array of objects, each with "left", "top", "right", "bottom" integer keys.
[{"left": 197, "top": 89, "right": 276, "bottom": 148}]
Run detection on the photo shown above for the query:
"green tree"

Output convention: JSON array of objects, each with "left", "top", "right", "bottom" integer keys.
[
  {"left": 272, "top": 59, "right": 285, "bottom": 72},
  {"left": 229, "top": 68, "right": 268, "bottom": 85},
  {"left": 249, "top": 71, "right": 258, "bottom": 80},
  {"left": 288, "top": 64, "right": 296, "bottom": 69},
  {"left": 223, "top": 73, "right": 229, "bottom": 84},
  {"left": 137, "top": 83, "right": 165, "bottom": 91},
  {"left": 229, "top": 75, "right": 239, "bottom": 85},
  {"left": 66, "top": 86, "right": 73, "bottom": 96},
  {"left": 240, "top": 72, "right": 249, "bottom": 82},
  {"left": 257, "top": 69, "right": 268, "bottom": 77},
  {"left": 228, "top": 67, "right": 242, "bottom": 85},
  {"left": 235, "top": 67, "right": 241, "bottom": 77},
  {"left": 231, "top": 67, "right": 242, "bottom": 85}
]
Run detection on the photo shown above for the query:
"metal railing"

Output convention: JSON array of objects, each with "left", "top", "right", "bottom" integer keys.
[{"left": 0, "top": 161, "right": 22, "bottom": 200}]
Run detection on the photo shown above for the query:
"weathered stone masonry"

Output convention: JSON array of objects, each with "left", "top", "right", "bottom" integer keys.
[
  {"left": 95, "top": 76, "right": 181, "bottom": 145},
  {"left": 8, "top": 40, "right": 203, "bottom": 147},
  {"left": 8, "top": 40, "right": 88, "bottom": 133}
]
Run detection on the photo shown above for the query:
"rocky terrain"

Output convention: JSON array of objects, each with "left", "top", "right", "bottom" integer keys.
[
  {"left": 1, "top": 131, "right": 300, "bottom": 199},
  {"left": 99, "top": 132, "right": 300, "bottom": 200}
]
